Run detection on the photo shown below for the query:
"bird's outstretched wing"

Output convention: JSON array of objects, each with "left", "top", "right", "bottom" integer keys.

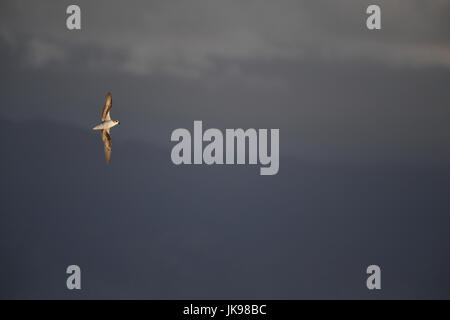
[
  {"left": 101, "top": 92, "right": 112, "bottom": 121},
  {"left": 101, "top": 129, "right": 112, "bottom": 164}
]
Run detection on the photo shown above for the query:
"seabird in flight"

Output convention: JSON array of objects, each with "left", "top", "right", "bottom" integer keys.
[{"left": 92, "top": 92, "right": 120, "bottom": 164}]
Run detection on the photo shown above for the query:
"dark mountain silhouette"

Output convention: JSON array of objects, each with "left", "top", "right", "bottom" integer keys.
[{"left": 0, "top": 118, "right": 449, "bottom": 299}]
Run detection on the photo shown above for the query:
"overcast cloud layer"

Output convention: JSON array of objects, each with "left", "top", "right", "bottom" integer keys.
[
  {"left": 1, "top": 0, "right": 450, "bottom": 77},
  {"left": 0, "top": 0, "right": 449, "bottom": 166}
]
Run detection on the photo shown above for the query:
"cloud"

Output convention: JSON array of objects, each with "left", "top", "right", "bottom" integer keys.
[
  {"left": 1, "top": 0, "right": 449, "bottom": 76},
  {"left": 25, "top": 38, "right": 66, "bottom": 67}
]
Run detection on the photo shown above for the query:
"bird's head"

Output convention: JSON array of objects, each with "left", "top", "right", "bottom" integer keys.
[{"left": 114, "top": 120, "right": 120, "bottom": 125}]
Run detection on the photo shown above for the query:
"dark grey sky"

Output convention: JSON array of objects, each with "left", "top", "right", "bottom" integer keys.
[
  {"left": 1, "top": 0, "right": 450, "bottom": 165},
  {"left": 0, "top": 0, "right": 449, "bottom": 299}
]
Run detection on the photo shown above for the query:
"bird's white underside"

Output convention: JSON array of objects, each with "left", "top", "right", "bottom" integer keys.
[{"left": 93, "top": 119, "right": 118, "bottom": 130}]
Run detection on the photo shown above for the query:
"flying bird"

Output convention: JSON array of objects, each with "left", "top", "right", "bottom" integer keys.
[{"left": 92, "top": 92, "right": 120, "bottom": 164}]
